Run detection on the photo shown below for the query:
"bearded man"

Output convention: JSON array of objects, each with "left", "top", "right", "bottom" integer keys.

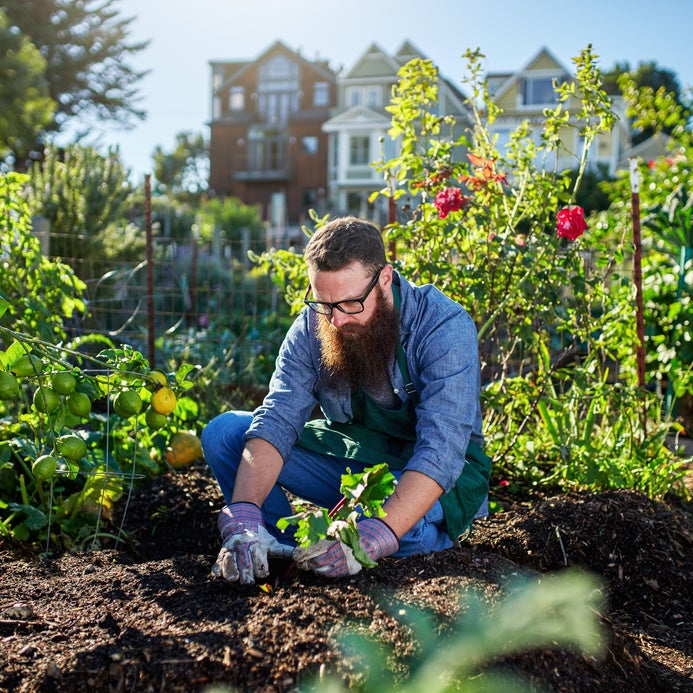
[{"left": 202, "top": 216, "right": 490, "bottom": 584}]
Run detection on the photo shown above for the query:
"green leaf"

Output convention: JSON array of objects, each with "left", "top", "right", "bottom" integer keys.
[{"left": 8, "top": 503, "right": 48, "bottom": 531}]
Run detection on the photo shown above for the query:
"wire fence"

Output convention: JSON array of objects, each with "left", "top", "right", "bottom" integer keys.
[{"left": 49, "top": 230, "right": 294, "bottom": 380}]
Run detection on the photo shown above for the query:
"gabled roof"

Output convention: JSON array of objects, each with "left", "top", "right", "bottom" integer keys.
[
  {"left": 394, "top": 40, "right": 426, "bottom": 66},
  {"left": 322, "top": 104, "right": 391, "bottom": 131},
  {"left": 490, "top": 47, "right": 572, "bottom": 103},
  {"left": 343, "top": 42, "right": 403, "bottom": 80},
  {"left": 211, "top": 39, "right": 336, "bottom": 93}
]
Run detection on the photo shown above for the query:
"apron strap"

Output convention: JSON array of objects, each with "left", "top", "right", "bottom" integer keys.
[{"left": 393, "top": 281, "right": 419, "bottom": 403}]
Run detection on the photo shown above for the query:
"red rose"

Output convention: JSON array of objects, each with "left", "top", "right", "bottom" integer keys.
[
  {"left": 556, "top": 206, "right": 587, "bottom": 241},
  {"left": 434, "top": 187, "right": 467, "bottom": 219}
]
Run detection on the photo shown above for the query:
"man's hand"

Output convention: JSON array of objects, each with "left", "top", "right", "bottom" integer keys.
[
  {"left": 212, "top": 502, "right": 294, "bottom": 584},
  {"left": 293, "top": 517, "right": 399, "bottom": 578}
]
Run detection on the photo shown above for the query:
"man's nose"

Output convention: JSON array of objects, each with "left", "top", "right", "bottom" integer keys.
[{"left": 330, "top": 309, "right": 351, "bottom": 328}]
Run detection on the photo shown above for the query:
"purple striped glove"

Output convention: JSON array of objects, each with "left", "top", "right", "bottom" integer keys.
[
  {"left": 293, "top": 518, "right": 399, "bottom": 578},
  {"left": 212, "top": 502, "right": 294, "bottom": 584}
]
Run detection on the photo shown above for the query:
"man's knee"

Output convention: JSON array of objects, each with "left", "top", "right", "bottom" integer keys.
[{"left": 201, "top": 411, "right": 251, "bottom": 470}]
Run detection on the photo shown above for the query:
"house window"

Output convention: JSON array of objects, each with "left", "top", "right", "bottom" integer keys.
[
  {"left": 366, "top": 87, "right": 380, "bottom": 109},
  {"left": 347, "top": 192, "right": 363, "bottom": 216},
  {"left": 522, "top": 76, "right": 558, "bottom": 106},
  {"left": 258, "top": 55, "right": 298, "bottom": 85},
  {"left": 313, "top": 82, "right": 329, "bottom": 107},
  {"left": 229, "top": 86, "right": 245, "bottom": 111},
  {"left": 349, "top": 135, "right": 370, "bottom": 165},
  {"left": 258, "top": 55, "right": 299, "bottom": 122},
  {"left": 346, "top": 192, "right": 374, "bottom": 217},
  {"left": 248, "top": 128, "right": 286, "bottom": 171},
  {"left": 302, "top": 136, "right": 318, "bottom": 155},
  {"left": 347, "top": 88, "right": 361, "bottom": 107}
]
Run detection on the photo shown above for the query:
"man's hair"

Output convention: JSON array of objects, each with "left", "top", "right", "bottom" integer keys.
[{"left": 304, "top": 216, "right": 386, "bottom": 274}]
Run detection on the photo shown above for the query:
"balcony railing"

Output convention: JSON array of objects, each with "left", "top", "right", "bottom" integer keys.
[{"left": 231, "top": 154, "right": 291, "bottom": 181}]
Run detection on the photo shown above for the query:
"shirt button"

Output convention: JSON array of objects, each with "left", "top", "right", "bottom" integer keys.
[{"left": 393, "top": 388, "right": 399, "bottom": 394}]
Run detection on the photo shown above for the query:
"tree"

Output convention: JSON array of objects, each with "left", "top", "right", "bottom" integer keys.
[
  {"left": 0, "top": 10, "right": 55, "bottom": 159},
  {"left": 24, "top": 143, "right": 134, "bottom": 270},
  {"left": 603, "top": 61, "right": 689, "bottom": 145},
  {"left": 1, "top": 0, "right": 149, "bottom": 149},
  {"left": 152, "top": 131, "right": 210, "bottom": 204},
  {"left": 198, "top": 196, "right": 265, "bottom": 252}
]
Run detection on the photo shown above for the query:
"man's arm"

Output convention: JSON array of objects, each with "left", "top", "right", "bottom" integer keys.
[
  {"left": 212, "top": 437, "right": 291, "bottom": 584},
  {"left": 381, "top": 470, "right": 443, "bottom": 538},
  {"left": 230, "top": 437, "right": 284, "bottom": 506}
]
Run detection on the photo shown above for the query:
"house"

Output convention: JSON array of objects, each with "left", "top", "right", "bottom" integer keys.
[
  {"left": 322, "top": 41, "right": 472, "bottom": 225},
  {"left": 618, "top": 132, "right": 671, "bottom": 169},
  {"left": 208, "top": 41, "right": 338, "bottom": 243},
  {"left": 486, "top": 47, "right": 631, "bottom": 176}
]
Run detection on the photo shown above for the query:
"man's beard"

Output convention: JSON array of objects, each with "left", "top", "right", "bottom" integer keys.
[{"left": 316, "top": 286, "right": 399, "bottom": 390}]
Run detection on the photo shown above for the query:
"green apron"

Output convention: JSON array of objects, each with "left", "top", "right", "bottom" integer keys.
[{"left": 297, "top": 284, "right": 491, "bottom": 542}]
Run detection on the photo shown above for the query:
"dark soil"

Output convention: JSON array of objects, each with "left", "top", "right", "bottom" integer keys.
[{"left": 1, "top": 461, "right": 691, "bottom": 692}]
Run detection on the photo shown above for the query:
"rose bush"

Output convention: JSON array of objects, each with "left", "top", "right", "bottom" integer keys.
[{"left": 367, "top": 48, "right": 688, "bottom": 496}]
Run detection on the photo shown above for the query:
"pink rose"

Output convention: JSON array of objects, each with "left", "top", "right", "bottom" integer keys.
[
  {"left": 556, "top": 206, "right": 587, "bottom": 241},
  {"left": 434, "top": 187, "right": 468, "bottom": 219}
]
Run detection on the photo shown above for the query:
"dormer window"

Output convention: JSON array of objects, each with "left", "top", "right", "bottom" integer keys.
[
  {"left": 257, "top": 55, "right": 299, "bottom": 122},
  {"left": 522, "top": 76, "right": 559, "bottom": 106}
]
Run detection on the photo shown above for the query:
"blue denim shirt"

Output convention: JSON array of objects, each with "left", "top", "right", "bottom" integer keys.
[{"left": 246, "top": 271, "right": 483, "bottom": 493}]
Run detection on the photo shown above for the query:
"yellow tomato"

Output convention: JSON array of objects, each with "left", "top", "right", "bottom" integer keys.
[{"left": 151, "top": 386, "right": 177, "bottom": 415}]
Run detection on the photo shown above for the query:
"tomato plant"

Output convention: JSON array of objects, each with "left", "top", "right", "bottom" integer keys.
[{"left": 1, "top": 173, "right": 200, "bottom": 550}]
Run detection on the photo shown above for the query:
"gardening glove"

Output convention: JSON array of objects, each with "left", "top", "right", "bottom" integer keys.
[
  {"left": 212, "top": 502, "right": 294, "bottom": 585},
  {"left": 292, "top": 517, "right": 399, "bottom": 578}
]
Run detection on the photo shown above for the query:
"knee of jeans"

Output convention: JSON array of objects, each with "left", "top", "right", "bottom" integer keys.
[
  {"left": 200, "top": 411, "right": 251, "bottom": 470},
  {"left": 395, "top": 503, "right": 452, "bottom": 557}
]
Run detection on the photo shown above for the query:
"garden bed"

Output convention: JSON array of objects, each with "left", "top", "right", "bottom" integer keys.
[{"left": 1, "top": 461, "right": 691, "bottom": 692}]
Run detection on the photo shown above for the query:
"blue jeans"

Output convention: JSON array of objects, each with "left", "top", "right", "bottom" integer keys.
[{"left": 201, "top": 411, "right": 453, "bottom": 557}]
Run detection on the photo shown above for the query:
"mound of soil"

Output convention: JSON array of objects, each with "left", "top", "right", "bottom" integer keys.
[{"left": 1, "top": 462, "right": 691, "bottom": 692}]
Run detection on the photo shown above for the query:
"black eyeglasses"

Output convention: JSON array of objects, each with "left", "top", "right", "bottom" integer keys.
[{"left": 304, "top": 266, "right": 384, "bottom": 316}]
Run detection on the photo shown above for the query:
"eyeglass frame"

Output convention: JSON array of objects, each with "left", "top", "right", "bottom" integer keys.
[{"left": 303, "top": 266, "right": 385, "bottom": 316}]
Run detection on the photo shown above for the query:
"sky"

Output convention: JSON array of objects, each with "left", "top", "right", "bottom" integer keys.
[{"left": 80, "top": 0, "right": 693, "bottom": 183}]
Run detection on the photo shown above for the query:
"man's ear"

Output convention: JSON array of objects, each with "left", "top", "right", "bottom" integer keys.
[{"left": 381, "top": 263, "right": 394, "bottom": 289}]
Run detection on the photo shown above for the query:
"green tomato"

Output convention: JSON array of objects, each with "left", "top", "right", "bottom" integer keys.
[
  {"left": 67, "top": 391, "right": 92, "bottom": 418},
  {"left": 11, "top": 354, "right": 43, "bottom": 377},
  {"left": 113, "top": 390, "right": 143, "bottom": 418},
  {"left": 33, "top": 387, "right": 61, "bottom": 414},
  {"left": 51, "top": 372, "right": 77, "bottom": 395},
  {"left": 32, "top": 455, "right": 57, "bottom": 481},
  {"left": 56, "top": 434, "right": 87, "bottom": 461},
  {"left": 0, "top": 371, "right": 20, "bottom": 401}
]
